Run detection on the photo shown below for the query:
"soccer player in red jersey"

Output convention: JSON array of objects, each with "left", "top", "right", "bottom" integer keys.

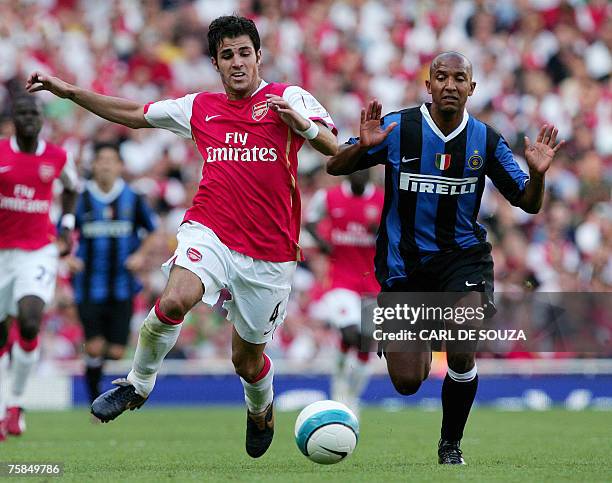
[
  {"left": 306, "top": 170, "right": 383, "bottom": 415},
  {"left": 0, "top": 96, "right": 78, "bottom": 440},
  {"left": 26, "top": 15, "right": 337, "bottom": 457}
]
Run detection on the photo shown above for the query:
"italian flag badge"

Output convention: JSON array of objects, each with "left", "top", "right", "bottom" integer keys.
[{"left": 435, "top": 153, "right": 451, "bottom": 170}]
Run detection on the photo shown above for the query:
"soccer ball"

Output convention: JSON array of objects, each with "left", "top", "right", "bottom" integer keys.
[{"left": 294, "top": 400, "right": 359, "bottom": 464}]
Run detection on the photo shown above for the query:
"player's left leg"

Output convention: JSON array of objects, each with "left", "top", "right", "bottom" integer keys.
[
  {"left": 435, "top": 243, "right": 494, "bottom": 464},
  {"left": 7, "top": 243, "right": 59, "bottom": 434},
  {"left": 225, "top": 253, "right": 295, "bottom": 458},
  {"left": 7, "top": 295, "right": 45, "bottom": 436},
  {"left": 231, "top": 327, "right": 274, "bottom": 458},
  {"left": 438, "top": 349, "right": 477, "bottom": 465}
]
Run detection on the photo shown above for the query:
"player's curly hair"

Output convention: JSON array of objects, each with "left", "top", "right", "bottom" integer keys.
[{"left": 207, "top": 15, "right": 261, "bottom": 60}]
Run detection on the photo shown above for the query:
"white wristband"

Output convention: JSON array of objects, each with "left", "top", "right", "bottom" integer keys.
[
  {"left": 60, "top": 213, "right": 75, "bottom": 230},
  {"left": 297, "top": 119, "right": 320, "bottom": 140}
]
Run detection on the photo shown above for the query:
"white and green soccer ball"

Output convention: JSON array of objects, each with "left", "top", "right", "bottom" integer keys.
[{"left": 294, "top": 400, "right": 359, "bottom": 464}]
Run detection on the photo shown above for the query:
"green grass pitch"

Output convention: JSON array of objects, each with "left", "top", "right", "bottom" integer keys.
[{"left": 1, "top": 407, "right": 610, "bottom": 482}]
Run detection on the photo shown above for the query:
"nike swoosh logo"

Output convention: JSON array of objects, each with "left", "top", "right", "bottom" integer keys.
[
  {"left": 401, "top": 157, "right": 419, "bottom": 163},
  {"left": 205, "top": 115, "right": 221, "bottom": 121},
  {"left": 320, "top": 446, "right": 348, "bottom": 458},
  {"left": 263, "top": 327, "right": 274, "bottom": 336},
  {"left": 465, "top": 281, "right": 485, "bottom": 287},
  {"left": 0, "top": 166, "right": 12, "bottom": 173}
]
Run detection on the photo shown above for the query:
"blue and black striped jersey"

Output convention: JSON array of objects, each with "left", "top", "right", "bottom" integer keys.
[
  {"left": 73, "top": 179, "right": 157, "bottom": 303},
  {"left": 349, "top": 103, "right": 529, "bottom": 288}
]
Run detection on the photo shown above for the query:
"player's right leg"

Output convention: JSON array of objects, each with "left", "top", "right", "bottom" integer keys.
[
  {"left": 91, "top": 265, "right": 203, "bottom": 422},
  {"left": 384, "top": 348, "right": 432, "bottom": 396}
]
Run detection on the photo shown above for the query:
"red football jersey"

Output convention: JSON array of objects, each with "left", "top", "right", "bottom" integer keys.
[
  {"left": 307, "top": 182, "right": 384, "bottom": 295},
  {"left": 0, "top": 137, "right": 77, "bottom": 250},
  {"left": 144, "top": 81, "right": 336, "bottom": 262}
]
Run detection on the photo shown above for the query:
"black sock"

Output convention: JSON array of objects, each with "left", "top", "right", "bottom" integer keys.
[
  {"left": 441, "top": 373, "right": 478, "bottom": 441},
  {"left": 85, "top": 358, "right": 104, "bottom": 404}
]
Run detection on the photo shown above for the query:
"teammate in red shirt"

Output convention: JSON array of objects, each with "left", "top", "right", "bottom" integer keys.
[
  {"left": 26, "top": 15, "right": 337, "bottom": 457},
  {"left": 306, "top": 170, "right": 383, "bottom": 415},
  {"left": 0, "top": 96, "right": 78, "bottom": 441}
]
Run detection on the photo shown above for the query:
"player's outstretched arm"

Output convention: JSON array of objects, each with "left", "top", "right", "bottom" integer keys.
[
  {"left": 326, "top": 100, "right": 397, "bottom": 176},
  {"left": 25, "top": 72, "right": 149, "bottom": 129},
  {"left": 518, "top": 124, "right": 565, "bottom": 214}
]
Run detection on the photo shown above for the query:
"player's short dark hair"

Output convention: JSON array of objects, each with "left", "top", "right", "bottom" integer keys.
[
  {"left": 207, "top": 15, "right": 260, "bottom": 60},
  {"left": 93, "top": 141, "right": 122, "bottom": 161}
]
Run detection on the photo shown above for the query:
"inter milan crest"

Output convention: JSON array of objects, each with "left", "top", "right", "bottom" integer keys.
[
  {"left": 467, "top": 150, "right": 484, "bottom": 170},
  {"left": 38, "top": 163, "right": 55, "bottom": 182},
  {"left": 252, "top": 101, "right": 269, "bottom": 121},
  {"left": 435, "top": 153, "right": 451, "bottom": 170}
]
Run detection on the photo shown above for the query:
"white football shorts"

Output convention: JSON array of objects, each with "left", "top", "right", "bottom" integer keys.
[
  {"left": 162, "top": 221, "right": 296, "bottom": 344},
  {"left": 0, "top": 243, "right": 59, "bottom": 320},
  {"left": 312, "top": 288, "right": 363, "bottom": 329}
]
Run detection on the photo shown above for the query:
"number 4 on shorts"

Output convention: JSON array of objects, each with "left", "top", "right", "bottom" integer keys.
[{"left": 269, "top": 302, "right": 281, "bottom": 324}]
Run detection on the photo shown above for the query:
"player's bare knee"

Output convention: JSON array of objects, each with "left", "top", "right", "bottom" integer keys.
[
  {"left": 447, "top": 352, "right": 475, "bottom": 374},
  {"left": 392, "top": 375, "right": 424, "bottom": 396},
  {"left": 340, "top": 325, "right": 360, "bottom": 348},
  {"left": 0, "top": 321, "right": 8, "bottom": 347},
  {"left": 232, "top": 354, "right": 259, "bottom": 382},
  {"left": 85, "top": 339, "right": 105, "bottom": 358},
  {"left": 106, "top": 345, "right": 125, "bottom": 360},
  {"left": 158, "top": 293, "right": 191, "bottom": 321},
  {"left": 17, "top": 315, "right": 41, "bottom": 341}
]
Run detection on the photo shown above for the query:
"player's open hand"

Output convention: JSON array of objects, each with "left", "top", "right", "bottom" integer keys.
[
  {"left": 524, "top": 124, "right": 565, "bottom": 176},
  {"left": 265, "top": 94, "right": 311, "bottom": 132},
  {"left": 25, "top": 72, "right": 73, "bottom": 99},
  {"left": 56, "top": 228, "right": 73, "bottom": 257},
  {"left": 359, "top": 100, "right": 397, "bottom": 149},
  {"left": 125, "top": 252, "right": 146, "bottom": 272},
  {"left": 65, "top": 256, "right": 84, "bottom": 274}
]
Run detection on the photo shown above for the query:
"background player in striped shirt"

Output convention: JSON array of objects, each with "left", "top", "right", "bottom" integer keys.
[
  {"left": 305, "top": 170, "right": 383, "bottom": 416},
  {"left": 25, "top": 15, "right": 337, "bottom": 457},
  {"left": 0, "top": 95, "right": 78, "bottom": 440},
  {"left": 70, "top": 142, "right": 157, "bottom": 405},
  {"left": 327, "top": 52, "right": 565, "bottom": 465}
]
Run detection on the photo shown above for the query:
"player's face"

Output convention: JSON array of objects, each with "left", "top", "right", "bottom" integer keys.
[
  {"left": 426, "top": 59, "right": 476, "bottom": 114},
  {"left": 12, "top": 99, "right": 42, "bottom": 138},
  {"left": 92, "top": 148, "right": 122, "bottom": 185},
  {"left": 211, "top": 35, "right": 261, "bottom": 100}
]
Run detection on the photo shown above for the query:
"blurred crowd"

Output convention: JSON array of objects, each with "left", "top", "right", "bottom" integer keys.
[{"left": 0, "top": 0, "right": 610, "bottom": 363}]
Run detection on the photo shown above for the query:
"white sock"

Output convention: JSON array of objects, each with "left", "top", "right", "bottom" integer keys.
[
  {"left": 10, "top": 343, "right": 40, "bottom": 407},
  {"left": 331, "top": 351, "right": 349, "bottom": 402},
  {"left": 0, "top": 352, "right": 9, "bottom": 419},
  {"left": 347, "top": 358, "right": 371, "bottom": 401},
  {"left": 127, "top": 307, "right": 182, "bottom": 398},
  {"left": 241, "top": 354, "right": 274, "bottom": 413}
]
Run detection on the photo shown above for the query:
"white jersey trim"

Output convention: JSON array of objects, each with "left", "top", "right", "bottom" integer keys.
[
  {"left": 341, "top": 181, "right": 375, "bottom": 199},
  {"left": 282, "top": 85, "right": 337, "bottom": 134},
  {"left": 420, "top": 103, "right": 469, "bottom": 143},
  {"left": 9, "top": 136, "right": 47, "bottom": 156},
  {"left": 86, "top": 179, "right": 126, "bottom": 203}
]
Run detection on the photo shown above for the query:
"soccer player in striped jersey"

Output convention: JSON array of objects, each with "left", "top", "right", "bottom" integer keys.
[
  {"left": 327, "top": 52, "right": 565, "bottom": 465},
  {"left": 70, "top": 142, "right": 157, "bottom": 405}
]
